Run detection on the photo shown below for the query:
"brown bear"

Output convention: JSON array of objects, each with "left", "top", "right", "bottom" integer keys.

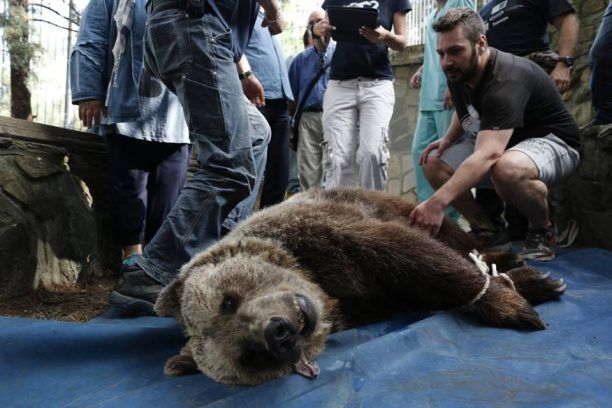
[{"left": 155, "top": 188, "right": 566, "bottom": 385}]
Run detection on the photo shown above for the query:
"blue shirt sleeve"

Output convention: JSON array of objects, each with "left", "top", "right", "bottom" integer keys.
[
  {"left": 69, "top": 0, "right": 112, "bottom": 104},
  {"left": 288, "top": 55, "right": 301, "bottom": 103}
]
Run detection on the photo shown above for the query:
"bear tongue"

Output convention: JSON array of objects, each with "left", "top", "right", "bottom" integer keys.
[{"left": 294, "top": 351, "right": 320, "bottom": 379}]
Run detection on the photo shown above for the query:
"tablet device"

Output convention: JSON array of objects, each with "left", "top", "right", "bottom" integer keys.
[{"left": 327, "top": 6, "right": 379, "bottom": 44}]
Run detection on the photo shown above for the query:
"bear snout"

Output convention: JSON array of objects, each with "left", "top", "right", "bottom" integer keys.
[{"left": 264, "top": 317, "right": 300, "bottom": 362}]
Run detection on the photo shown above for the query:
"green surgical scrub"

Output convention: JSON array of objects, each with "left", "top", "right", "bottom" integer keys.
[{"left": 412, "top": 0, "right": 475, "bottom": 215}]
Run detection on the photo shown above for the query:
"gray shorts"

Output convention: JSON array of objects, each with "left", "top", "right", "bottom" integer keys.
[{"left": 439, "top": 134, "right": 580, "bottom": 187}]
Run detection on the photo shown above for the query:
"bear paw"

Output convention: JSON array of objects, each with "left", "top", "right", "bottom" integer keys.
[
  {"left": 506, "top": 266, "right": 567, "bottom": 306},
  {"left": 164, "top": 354, "right": 199, "bottom": 377}
]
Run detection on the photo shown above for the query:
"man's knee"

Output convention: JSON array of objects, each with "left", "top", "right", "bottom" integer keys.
[
  {"left": 422, "top": 156, "right": 452, "bottom": 183},
  {"left": 490, "top": 153, "right": 536, "bottom": 191}
]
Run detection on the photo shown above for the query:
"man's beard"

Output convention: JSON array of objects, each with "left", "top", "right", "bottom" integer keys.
[{"left": 444, "top": 47, "right": 479, "bottom": 83}]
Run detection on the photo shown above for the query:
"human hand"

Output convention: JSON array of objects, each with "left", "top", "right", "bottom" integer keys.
[
  {"left": 358, "top": 25, "right": 388, "bottom": 44},
  {"left": 262, "top": 10, "right": 285, "bottom": 35},
  {"left": 443, "top": 88, "right": 453, "bottom": 110},
  {"left": 419, "top": 138, "right": 449, "bottom": 166},
  {"left": 408, "top": 198, "right": 446, "bottom": 236},
  {"left": 313, "top": 19, "right": 334, "bottom": 38},
  {"left": 78, "top": 100, "right": 107, "bottom": 128},
  {"left": 550, "top": 64, "right": 570, "bottom": 93},
  {"left": 241, "top": 75, "right": 265, "bottom": 108},
  {"left": 410, "top": 69, "right": 422, "bottom": 89}
]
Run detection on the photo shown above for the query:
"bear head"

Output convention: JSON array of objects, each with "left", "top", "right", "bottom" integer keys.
[{"left": 154, "top": 238, "right": 336, "bottom": 385}]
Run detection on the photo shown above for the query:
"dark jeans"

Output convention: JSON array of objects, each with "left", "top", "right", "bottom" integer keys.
[
  {"left": 106, "top": 133, "right": 190, "bottom": 246},
  {"left": 259, "top": 98, "right": 291, "bottom": 208},
  {"left": 141, "top": 11, "right": 255, "bottom": 284},
  {"left": 590, "top": 2, "right": 612, "bottom": 125}
]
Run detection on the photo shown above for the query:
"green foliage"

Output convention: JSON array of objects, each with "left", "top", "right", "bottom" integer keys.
[{"left": 3, "top": 1, "right": 41, "bottom": 70}]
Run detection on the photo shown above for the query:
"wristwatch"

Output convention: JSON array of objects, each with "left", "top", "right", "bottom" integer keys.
[
  {"left": 558, "top": 56, "right": 574, "bottom": 68},
  {"left": 238, "top": 70, "right": 253, "bottom": 80}
]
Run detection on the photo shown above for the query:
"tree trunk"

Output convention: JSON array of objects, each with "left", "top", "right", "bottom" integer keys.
[{"left": 7, "top": 0, "right": 33, "bottom": 121}]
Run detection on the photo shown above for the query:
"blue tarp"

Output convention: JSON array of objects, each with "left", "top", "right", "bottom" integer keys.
[{"left": 1, "top": 247, "right": 611, "bottom": 407}]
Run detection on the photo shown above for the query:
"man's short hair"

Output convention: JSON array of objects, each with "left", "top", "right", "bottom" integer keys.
[{"left": 432, "top": 7, "right": 486, "bottom": 44}]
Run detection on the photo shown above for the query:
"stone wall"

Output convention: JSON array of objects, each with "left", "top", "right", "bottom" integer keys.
[
  {"left": 386, "top": 45, "right": 423, "bottom": 200},
  {"left": 386, "top": 0, "right": 609, "bottom": 200},
  {"left": 567, "top": 125, "right": 612, "bottom": 248},
  {"left": 0, "top": 117, "right": 115, "bottom": 300}
]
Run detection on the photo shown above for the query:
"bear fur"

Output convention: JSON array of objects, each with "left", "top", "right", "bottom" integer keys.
[{"left": 155, "top": 188, "right": 566, "bottom": 385}]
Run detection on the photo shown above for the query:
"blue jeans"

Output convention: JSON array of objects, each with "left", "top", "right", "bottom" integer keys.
[
  {"left": 140, "top": 11, "right": 255, "bottom": 284},
  {"left": 222, "top": 99, "right": 271, "bottom": 233},
  {"left": 590, "top": 2, "right": 612, "bottom": 125}
]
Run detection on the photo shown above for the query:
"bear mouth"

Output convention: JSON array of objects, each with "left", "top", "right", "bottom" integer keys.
[{"left": 295, "top": 294, "right": 317, "bottom": 337}]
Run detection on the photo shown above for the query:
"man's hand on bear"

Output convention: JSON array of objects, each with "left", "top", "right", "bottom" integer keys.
[{"left": 408, "top": 198, "right": 446, "bottom": 236}]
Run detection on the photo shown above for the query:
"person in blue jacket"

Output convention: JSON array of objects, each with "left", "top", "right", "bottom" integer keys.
[{"left": 70, "top": 0, "right": 190, "bottom": 268}]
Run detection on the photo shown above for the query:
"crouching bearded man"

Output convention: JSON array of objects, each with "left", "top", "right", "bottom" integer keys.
[{"left": 408, "top": 7, "right": 580, "bottom": 261}]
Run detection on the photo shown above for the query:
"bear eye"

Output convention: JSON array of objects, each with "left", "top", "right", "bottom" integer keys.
[{"left": 221, "top": 294, "right": 239, "bottom": 313}]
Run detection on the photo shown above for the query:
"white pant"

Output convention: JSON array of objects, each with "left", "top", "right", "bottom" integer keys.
[{"left": 322, "top": 78, "right": 395, "bottom": 190}]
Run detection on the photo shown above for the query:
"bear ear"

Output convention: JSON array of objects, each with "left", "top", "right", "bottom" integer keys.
[{"left": 155, "top": 278, "right": 184, "bottom": 317}]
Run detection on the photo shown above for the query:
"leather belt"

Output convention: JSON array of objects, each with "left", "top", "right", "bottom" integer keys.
[{"left": 146, "top": 0, "right": 209, "bottom": 15}]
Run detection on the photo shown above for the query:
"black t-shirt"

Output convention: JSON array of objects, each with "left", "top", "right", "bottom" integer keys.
[
  {"left": 479, "top": 0, "right": 575, "bottom": 55},
  {"left": 449, "top": 49, "right": 580, "bottom": 149},
  {"left": 322, "top": 0, "right": 412, "bottom": 80}
]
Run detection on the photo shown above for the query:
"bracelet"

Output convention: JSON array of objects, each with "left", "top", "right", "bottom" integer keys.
[
  {"left": 238, "top": 70, "right": 253, "bottom": 81},
  {"left": 265, "top": 11, "right": 282, "bottom": 24}
]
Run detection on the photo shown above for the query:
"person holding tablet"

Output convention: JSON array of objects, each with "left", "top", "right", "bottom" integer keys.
[{"left": 314, "top": 0, "right": 411, "bottom": 191}]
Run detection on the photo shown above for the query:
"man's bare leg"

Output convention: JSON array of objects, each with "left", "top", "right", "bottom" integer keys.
[
  {"left": 122, "top": 244, "right": 142, "bottom": 260},
  {"left": 423, "top": 157, "right": 498, "bottom": 231},
  {"left": 490, "top": 151, "right": 551, "bottom": 229}
]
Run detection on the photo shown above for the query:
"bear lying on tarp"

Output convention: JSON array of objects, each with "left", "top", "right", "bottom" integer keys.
[{"left": 155, "top": 188, "right": 566, "bottom": 385}]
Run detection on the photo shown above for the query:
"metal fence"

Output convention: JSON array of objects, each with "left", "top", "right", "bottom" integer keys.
[{"left": 407, "top": 0, "right": 436, "bottom": 46}]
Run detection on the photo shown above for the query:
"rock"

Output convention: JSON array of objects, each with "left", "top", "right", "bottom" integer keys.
[
  {"left": 0, "top": 193, "right": 37, "bottom": 299},
  {"left": 566, "top": 125, "right": 612, "bottom": 249},
  {"left": 577, "top": 125, "right": 612, "bottom": 180},
  {"left": 0, "top": 142, "right": 97, "bottom": 300}
]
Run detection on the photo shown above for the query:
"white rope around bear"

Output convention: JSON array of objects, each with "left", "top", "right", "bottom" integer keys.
[
  {"left": 467, "top": 250, "right": 517, "bottom": 305},
  {"left": 468, "top": 250, "right": 491, "bottom": 305},
  {"left": 491, "top": 263, "right": 517, "bottom": 292}
]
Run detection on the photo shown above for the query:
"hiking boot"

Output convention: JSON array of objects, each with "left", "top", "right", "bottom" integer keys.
[
  {"left": 520, "top": 225, "right": 557, "bottom": 261},
  {"left": 469, "top": 227, "right": 512, "bottom": 252},
  {"left": 109, "top": 256, "right": 163, "bottom": 316}
]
